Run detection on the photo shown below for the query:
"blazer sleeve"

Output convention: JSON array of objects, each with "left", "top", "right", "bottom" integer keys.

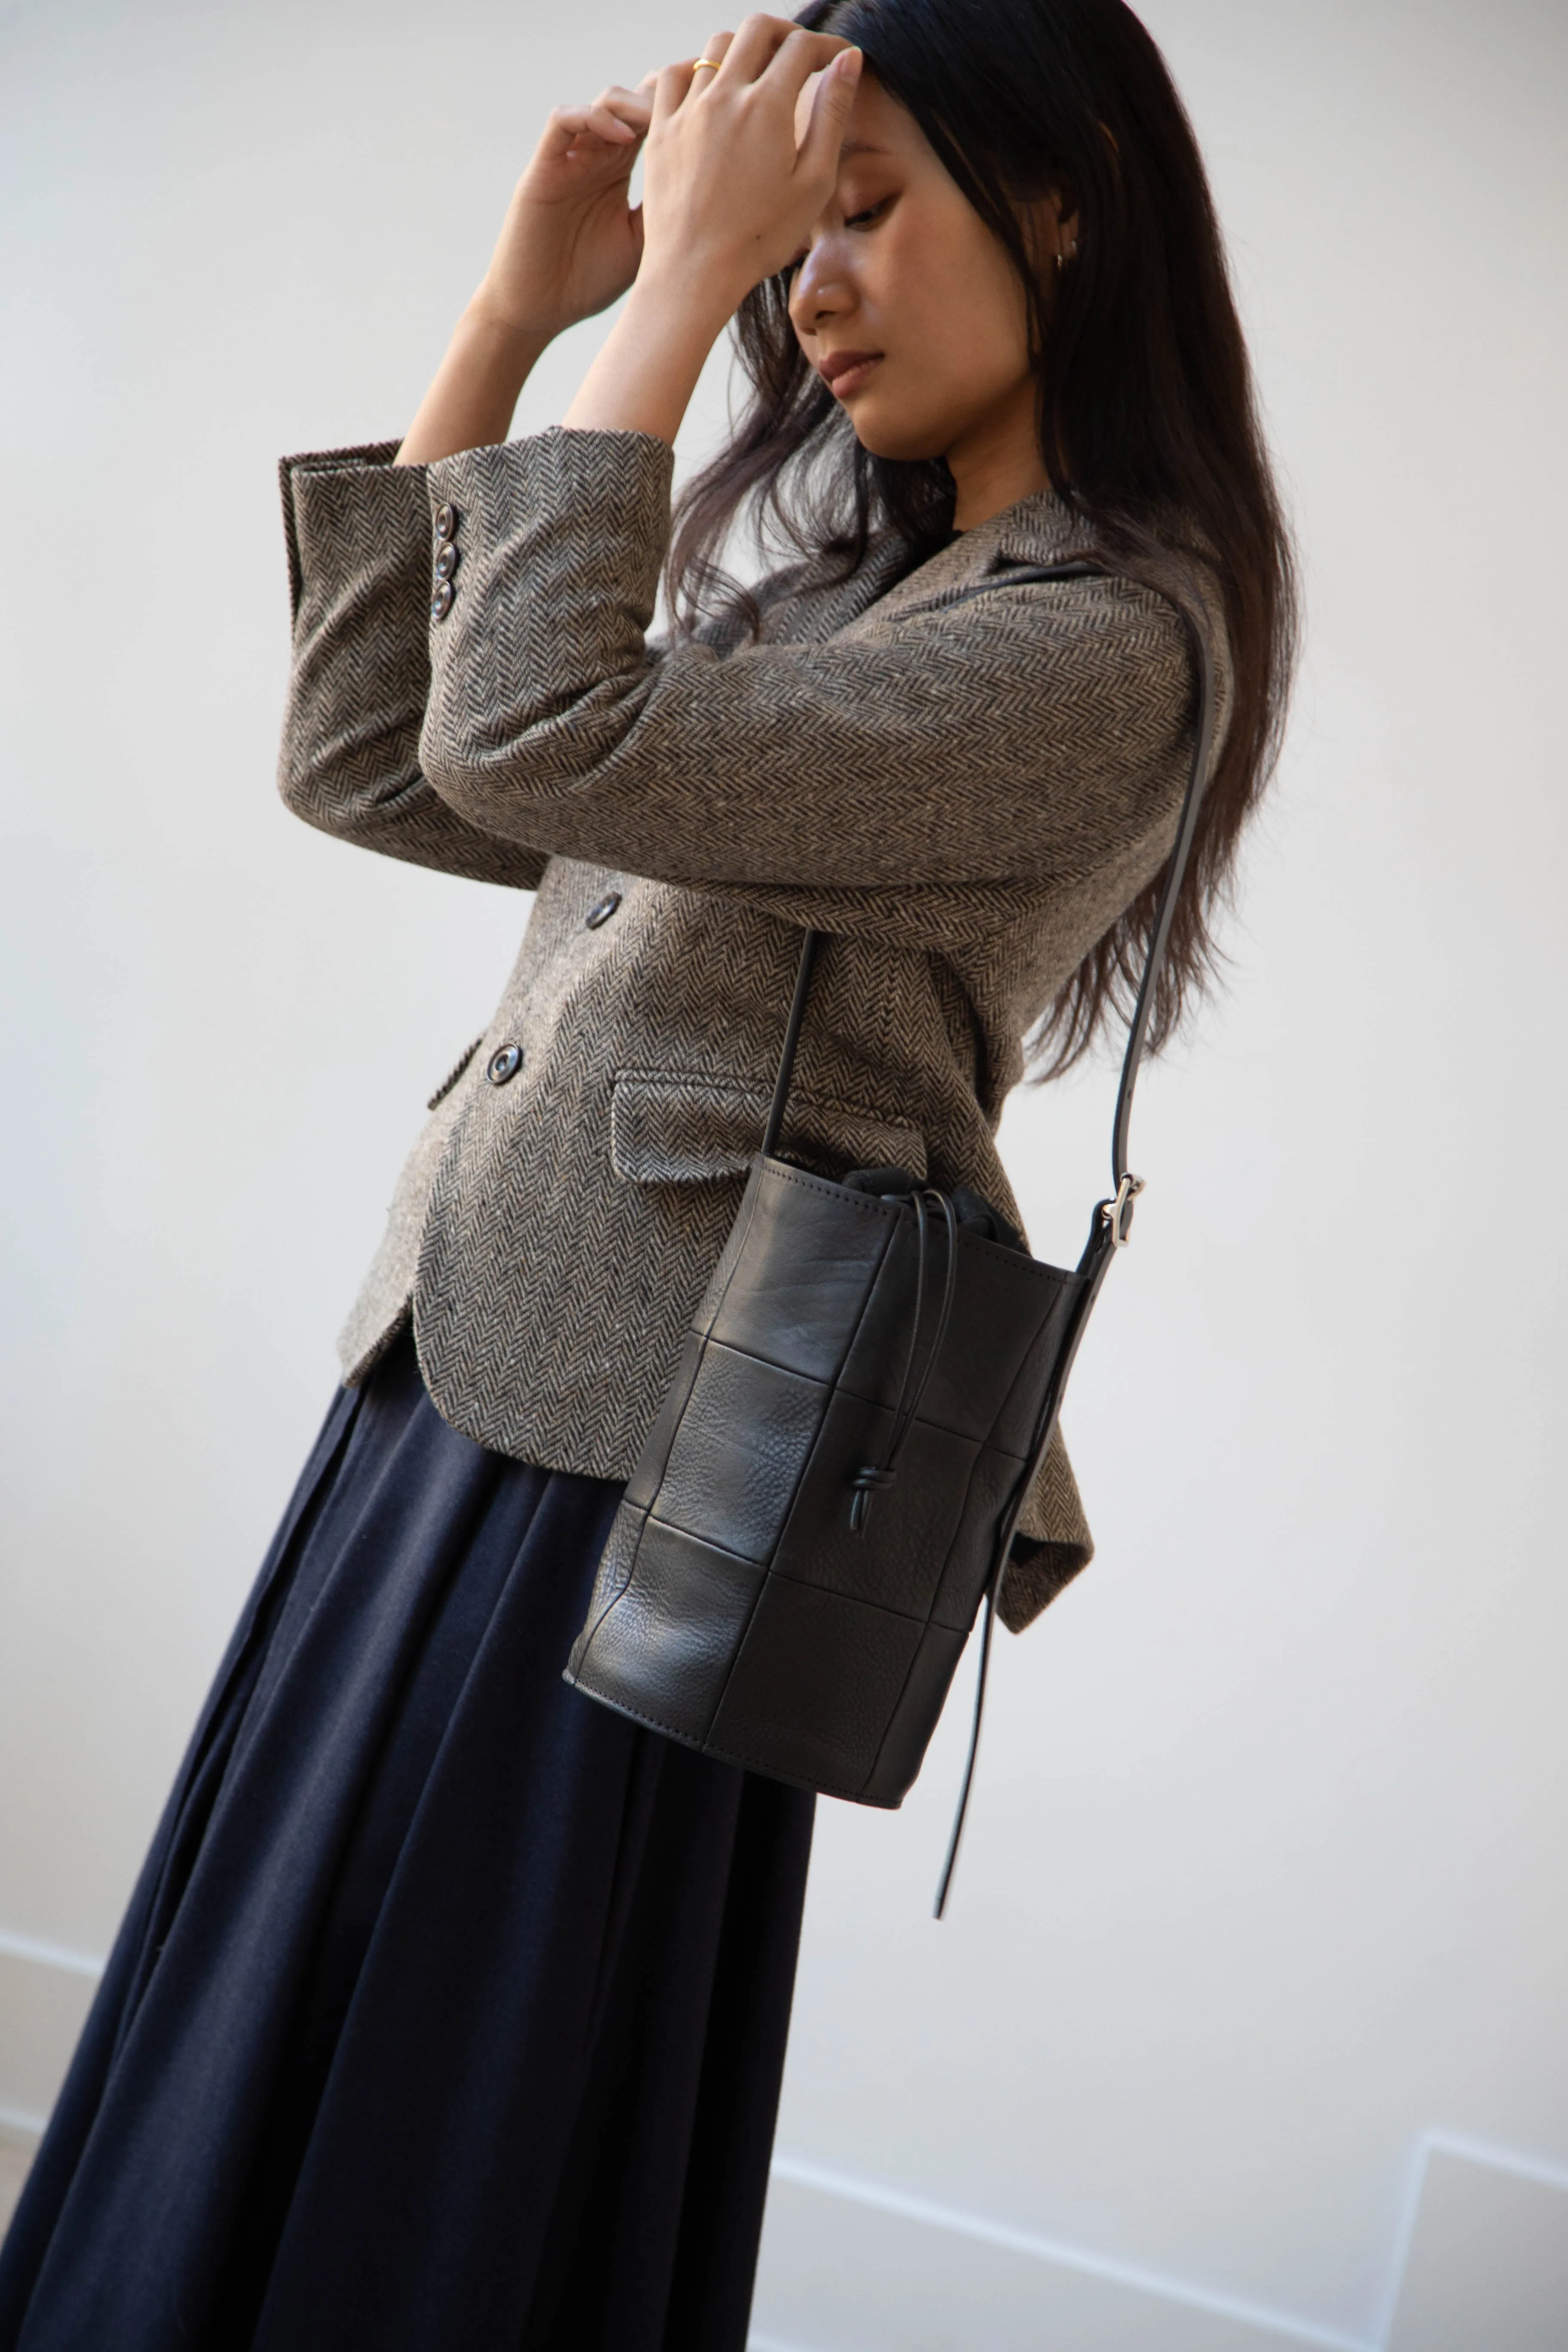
[
  {"left": 277, "top": 442, "right": 547, "bottom": 891},
  {"left": 418, "top": 428, "right": 1196, "bottom": 915}
]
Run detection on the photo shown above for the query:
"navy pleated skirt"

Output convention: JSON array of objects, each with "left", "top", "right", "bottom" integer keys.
[{"left": 0, "top": 1332, "right": 815, "bottom": 2350}]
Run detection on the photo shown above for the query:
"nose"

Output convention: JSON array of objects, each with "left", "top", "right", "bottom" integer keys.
[{"left": 789, "top": 235, "right": 853, "bottom": 342}]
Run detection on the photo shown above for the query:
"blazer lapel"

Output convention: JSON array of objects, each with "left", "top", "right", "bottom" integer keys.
[{"left": 850, "top": 490, "right": 1090, "bottom": 631}]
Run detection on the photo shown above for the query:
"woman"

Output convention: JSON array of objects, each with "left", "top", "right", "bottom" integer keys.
[{"left": 0, "top": 2, "right": 1294, "bottom": 2345}]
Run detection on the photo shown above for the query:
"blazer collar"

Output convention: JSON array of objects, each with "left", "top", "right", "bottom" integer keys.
[
  {"left": 861, "top": 489, "right": 1093, "bottom": 627},
  {"left": 983, "top": 488, "right": 1093, "bottom": 569}
]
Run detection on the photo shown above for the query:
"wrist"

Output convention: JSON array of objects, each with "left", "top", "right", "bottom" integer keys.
[
  {"left": 625, "top": 260, "right": 743, "bottom": 347},
  {"left": 459, "top": 295, "right": 554, "bottom": 375},
  {"left": 560, "top": 273, "right": 728, "bottom": 447},
  {"left": 395, "top": 303, "right": 551, "bottom": 468}
]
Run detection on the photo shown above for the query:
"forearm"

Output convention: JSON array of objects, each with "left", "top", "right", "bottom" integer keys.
[
  {"left": 415, "top": 432, "right": 1193, "bottom": 893},
  {"left": 396, "top": 304, "right": 551, "bottom": 467},
  {"left": 560, "top": 272, "right": 731, "bottom": 447}
]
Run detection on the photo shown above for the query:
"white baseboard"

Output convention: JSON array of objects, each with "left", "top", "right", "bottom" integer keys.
[
  {"left": 751, "top": 2135, "right": 1568, "bottom": 2352},
  {"left": 753, "top": 2154, "right": 1369, "bottom": 2352},
  {"left": 0, "top": 1931, "right": 103, "bottom": 1982},
  {"left": 1381, "top": 2134, "right": 1568, "bottom": 2352},
  {"left": 0, "top": 1935, "right": 101, "bottom": 2139}
]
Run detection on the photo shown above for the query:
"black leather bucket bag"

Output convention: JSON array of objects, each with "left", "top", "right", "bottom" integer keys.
[{"left": 566, "top": 570, "right": 1216, "bottom": 1908}]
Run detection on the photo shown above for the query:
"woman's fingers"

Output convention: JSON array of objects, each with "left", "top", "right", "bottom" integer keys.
[
  {"left": 579, "top": 105, "right": 637, "bottom": 146},
  {"left": 719, "top": 12, "right": 848, "bottom": 86},
  {"left": 652, "top": 34, "right": 732, "bottom": 120},
  {"left": 795, "top": 46, "right": 862, "bottom": 178},
  {"left": 548, "top": 85, "right": 651, "bottom": 147},
  {"left": 693, "top": 29, "right": 735, "bottom": 77},
  {"left": 758, "top": 24, "right": 858, "bottom": 135},
  {"left": 673, "top": 16, "right": 845, "bottom": 104},
  {"left": 548, "top": 100, "right": 648, "bottom": 157},
  {"left": 596, "top": 84, "right": 654, "bottom": 126},
  {"left": 652, "top": 57, "right": 699, "bottom": 119}
]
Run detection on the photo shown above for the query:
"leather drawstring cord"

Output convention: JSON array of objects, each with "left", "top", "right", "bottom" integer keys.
[
  {"left": 934, "top": 1570, "right": 1002, "bottom": 1919},
  {"left": 850, "top": 1188, "right": 959, "bottom": 1533}
]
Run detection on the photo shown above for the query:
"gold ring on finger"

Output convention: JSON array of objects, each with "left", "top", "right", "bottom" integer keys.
[{"left": 692, "top": 55, "right": 722, "bottom": 71}]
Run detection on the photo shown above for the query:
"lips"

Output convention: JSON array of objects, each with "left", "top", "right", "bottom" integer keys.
[{"left": 817, "top": 349, "right": 883, "bottom": 399}]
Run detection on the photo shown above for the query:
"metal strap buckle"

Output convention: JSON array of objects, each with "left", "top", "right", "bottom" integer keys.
[{"left": 1103, "top": 1172, "right": 1145, "bottom": 1247}]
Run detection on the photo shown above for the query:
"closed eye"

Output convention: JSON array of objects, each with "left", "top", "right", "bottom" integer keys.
[{"left": 846, "top": 197, "right": 892, "bottom": 229}]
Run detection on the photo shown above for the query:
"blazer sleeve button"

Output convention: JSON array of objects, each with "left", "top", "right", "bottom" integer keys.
[
  {"left": 486, "top": 1044, "right": 524, "bottom": 1085},
  {"left": 431, "top": 579, "right": 455, "bottom": 623},
  {"left": 434, "top": 541, "right": 459, "bottom": 582},
  {"left": 585, "top": 892, "right": 622, "bottom": 929},
  {"left": 435, "top": 502, "right": 457, "bottom": 541}
]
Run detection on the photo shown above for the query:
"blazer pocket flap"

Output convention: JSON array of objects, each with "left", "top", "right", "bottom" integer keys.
[{"left": 610, "top": 1073, "right": 927, "bottom": 1186}]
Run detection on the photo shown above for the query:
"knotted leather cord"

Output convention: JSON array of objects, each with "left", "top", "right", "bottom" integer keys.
[
  {"left": 850, "top": 1188, "right": 960, "bottom": 1533},
  {"left": 763, "top": 568, "right": 1219, "bottom": 1914}
]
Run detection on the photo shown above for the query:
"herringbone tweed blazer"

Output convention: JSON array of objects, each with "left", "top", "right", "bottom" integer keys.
[{"left": 278, "top": 427, "right": 1217, "bottom": 1632}]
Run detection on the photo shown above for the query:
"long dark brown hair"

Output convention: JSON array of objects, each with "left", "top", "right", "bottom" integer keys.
[{"left": 666, "top": 0, "right": 1297, "bottom": 1072}]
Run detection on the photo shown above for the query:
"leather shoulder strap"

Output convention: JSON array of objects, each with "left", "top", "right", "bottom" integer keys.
[{"left": 762, "top": 928, "right": 825, "bottom": 1160}]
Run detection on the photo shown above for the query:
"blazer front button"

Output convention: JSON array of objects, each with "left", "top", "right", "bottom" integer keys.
[
  {"left": 435, "top": 502, "right": 457, "bottom": 541},
  {"left": 486, "top": 1044, "right": 523, "bottom": 1085},
  {"left": 585, "top": 892, "right": 622, "bottom": 929},
  {"left": 431, "top": 579, "right": 454, "bottom": 623}
]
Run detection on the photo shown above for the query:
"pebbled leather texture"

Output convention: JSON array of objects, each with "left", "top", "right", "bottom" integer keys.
[{"left": 564, "top": 1153, "right": 1085, "bottom": 1806}]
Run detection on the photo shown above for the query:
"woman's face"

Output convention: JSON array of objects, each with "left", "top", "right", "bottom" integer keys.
[{"left": 787, "top": 73, "right": 1044, "bottom": 479}]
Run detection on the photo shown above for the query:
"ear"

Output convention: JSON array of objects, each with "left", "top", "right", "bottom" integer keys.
[
  {"left": 1049, "top": 182, "right": 1080, "bottom": 265},
  {"left": 1023, "top": 186, "right": 1079, "bottom": 270}
]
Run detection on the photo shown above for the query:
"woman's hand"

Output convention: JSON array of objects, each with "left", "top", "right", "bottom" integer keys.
[
  {"left": 638, "top": 19, "right": 859, "bottom": 321},
  {"left": 562, "top": 17, "right": 861, "bottom": 446},
  {"left": 398, "top": 81, "right": 655, "bottom": 465},
  {"left": 474, "top": 83, "right": 653, "bottom": 346}
]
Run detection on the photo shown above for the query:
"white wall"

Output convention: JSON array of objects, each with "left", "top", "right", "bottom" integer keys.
[{"left": 2, "top": 1, "right": 1565, "bottom": 2343}]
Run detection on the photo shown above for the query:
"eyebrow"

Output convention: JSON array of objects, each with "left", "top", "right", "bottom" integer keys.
[{"left": 837, "top": 141, "right": 890, "bottom": 159}]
